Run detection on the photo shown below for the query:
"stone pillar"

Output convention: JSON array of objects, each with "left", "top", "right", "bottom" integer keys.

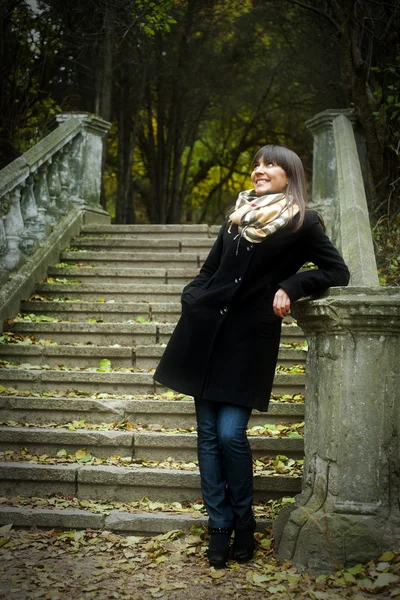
[
  {"left": 49, "top": 113, "right": 111, "bottom": 223},
  {"left": 305, "top": 110, "right": 358, "bottom": 245},
  {"left": 274, "top": 287, "right": 400, "bottom": 573},
  {"left": 3, "top": 187, "right": 25, "bottom": 271}
]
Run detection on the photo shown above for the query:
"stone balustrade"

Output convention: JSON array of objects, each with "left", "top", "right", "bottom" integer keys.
[
  {"left": 274, "top": 110, "right": 400, "bottom": 572},
  {"left": 0, "top": 113, "right": 110, "bottom": 325},
  {"left": 0, "top": 113, "right": 110, "bottom": 284}
]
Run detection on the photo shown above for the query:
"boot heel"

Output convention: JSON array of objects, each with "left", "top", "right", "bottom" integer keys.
[
  {"left": 233, "top": 524, "right": 256, "bottom": 563},
  {"left": 207, "top": 527, "right": 232, "bottom": 569}
]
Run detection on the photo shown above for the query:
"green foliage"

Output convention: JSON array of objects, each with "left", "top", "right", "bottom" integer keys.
[{"left": 373, "top": 214, "right": 400, "bottom": 286}]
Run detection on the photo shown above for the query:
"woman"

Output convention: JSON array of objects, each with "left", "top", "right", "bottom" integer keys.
[{"left": 154, "top": 145, "right": 350, "bottom": 568}]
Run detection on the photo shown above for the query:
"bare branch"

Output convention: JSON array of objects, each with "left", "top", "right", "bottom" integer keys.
[{"left": 282, "top": 0, "right": 341, "bottom": 31}]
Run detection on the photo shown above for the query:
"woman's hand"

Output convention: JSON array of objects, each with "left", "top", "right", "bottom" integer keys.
[{"left": 273, "top": 288, "right": 291, "bottom": 318}]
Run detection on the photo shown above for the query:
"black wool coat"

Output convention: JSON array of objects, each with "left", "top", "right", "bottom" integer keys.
[{"left": 154, "top": 210, "right": 350, "bottom": 412}]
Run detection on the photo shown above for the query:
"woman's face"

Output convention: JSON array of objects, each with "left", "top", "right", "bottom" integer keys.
[{"left": 251, "top": 157, "right": 288, "bottom": 196}]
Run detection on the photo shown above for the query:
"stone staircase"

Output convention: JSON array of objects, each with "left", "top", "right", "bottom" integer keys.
[{"left": 0, "top": 225, "right": 306, "bottom": 534}]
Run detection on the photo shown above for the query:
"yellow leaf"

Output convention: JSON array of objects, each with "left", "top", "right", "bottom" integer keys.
[
  {"left": 210, "top": 569, "right": 225, "bottom": 579},
  {"left": 253, "top": 573, "right": 271, "bottom": 584},
  {"left": 378, "top": 551, "right": 395, "bottom": 562}
]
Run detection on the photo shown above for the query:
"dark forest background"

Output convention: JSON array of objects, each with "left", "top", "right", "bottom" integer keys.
[{"left": 1, "top": 0, "right": 399, "bottom": 280}]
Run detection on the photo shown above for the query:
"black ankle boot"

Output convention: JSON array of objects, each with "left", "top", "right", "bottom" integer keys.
[
  {"left": 207, "top": 527, "right": 232, "bottom": 569},
  {"left": 233, "top": 523, "right": 256, "bottom": 562}
]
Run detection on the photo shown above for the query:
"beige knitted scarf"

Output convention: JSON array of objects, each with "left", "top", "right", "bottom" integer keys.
[{"left": 227, "top": 189, "right": 299, "bottom": 245}]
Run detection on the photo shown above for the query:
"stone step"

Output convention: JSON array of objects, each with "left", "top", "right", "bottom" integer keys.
[
  {"left": 6, "top": 320, "right": 304, "bottom": 345},
  {"left": 70, "top": 237, "right": 215, "bottom": 253},
  {"left": 0, "top": 368, "right": 305, "bottom": 395},
  {"left": 0, "top": 461, "right": 301, "bottom": 502},
  {"left": 0, "top": 343, "right": 135, "bottom": 368},
  {"left": 17, "top": 301, "right": 307, "bottom": 335},
  {"left": 60, "top": 251, "right": 207, "bottom": 269},
  {"left": 47, "top": 266, "right": 200, "bottom": 285},
  {"left": 0, "top": 343, "right": 305, "bottom": 369},
  {"left": 19, "top": 301, "right": 183, "bottom": 323},
  {"left": 7, "top": 321, "right": 162, "bottom": 344},
  {"left": 80, "top": 223, "right": 219, "bottom": 239},
  {"left": 0, "top": 505, "right": 220, "bottom": 535},
  {"left": 34, "top": 282, "right": 184, "bottom": 302},
  {"left": 0, "top": 427, "right": 304, "bottom": 460},
  {"left": 0, "top": 397, "right": 305, "bottom": 428}
]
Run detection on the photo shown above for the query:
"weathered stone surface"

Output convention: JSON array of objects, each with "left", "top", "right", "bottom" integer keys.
[
  {"left": 133, "top": 432, "right": 304, "bottom": 461},
  {"left": 34, "top": 282, "right": 183, "bottom": 303},
  {"left": 60, "top": 250, "right": 200, "bottom": 268},
  {"left": 305, "top": 109, "right": 357, "bottom": 242},
  {"left": 80, "top": 224, "right": 210, "bottom": 237},
  {"left": 275, "top": 287, "right": 400, "bottom": 573},
  {"left": 0, "top": 426, "right": 303, "bottom": 460},
  {"left": 0, "top": 396, "right": 305, "bottom": 428},
  {"left": 104, "top": 510, "right": 209, "bottom": 534},
  {"left": 0, "top": 207, "right": 83, "bottom": 327},
  {"left": 0, "top": 505, "right": 272, "bottom": 534},
  {"left": 0, "top": 396, "right": 126, "bottom": 424},
  {"left": 0, "top": 369, "right": 157, "bottom": 394},
  {"left": 76, "top": 465, "right": 300, "bottom": 503},
  {"left": 0, "top": 506, "right": 105, "bottom": 529},
  {"left": 0, "top": 462, "right": 76, "bottom": 497},
  {"left": 0, "top": 427, "right": 134, "bottom": 457},
  {"left": 46, "top": 266, "right": 198, "bottom": 285},
  {"left": 333, "top": 115, "right": 379, "bottom": 286},
  {"left": 8, "top": 321, "right": 159, "bottom": 345},
  {"left": 0, "top": 343, "right": 134, "bottom": 368},
  {"left": 49, "top": 113, "right": 111, "bottom": 208},
  {"left": 73, "top": 238, "right": 182, "bottom": 251}
]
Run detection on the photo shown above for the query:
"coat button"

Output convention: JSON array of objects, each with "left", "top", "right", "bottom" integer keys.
[
  {"left": 234, "top": 276, "right": 242, "bottom": 284},
  {"left": 220, "top": 306, "right": 228, "bottom": 315},
  {"left": 246, "top": 244, "right": 253, "bottom": 251}
]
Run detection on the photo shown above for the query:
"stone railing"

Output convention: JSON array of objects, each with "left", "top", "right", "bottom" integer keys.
[
  {"left": 0, "top": 112, "right": 110, "bottom": 324},
  {"left": 275, "top": 110, "right": 400, "bottom": 572}
]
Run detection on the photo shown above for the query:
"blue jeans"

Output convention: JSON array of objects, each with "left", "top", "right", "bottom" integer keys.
[{"left": 195, "top": 398, "right": 254, "bottom": 530}]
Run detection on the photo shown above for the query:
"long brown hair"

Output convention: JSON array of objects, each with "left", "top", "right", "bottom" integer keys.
[{"left": 252, "top": 145, "right": 308, "bottom": 230}]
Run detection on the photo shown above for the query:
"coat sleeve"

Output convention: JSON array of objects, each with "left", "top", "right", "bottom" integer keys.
[
  {"left": 182, "top": 222, "right": 226, "bottom": 295},
  {"left": 278, "top": 212, "right": 350, "bottom": 303}
]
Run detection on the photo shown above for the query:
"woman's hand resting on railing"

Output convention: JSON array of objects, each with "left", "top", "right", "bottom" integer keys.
[{"left": 273, "top": 288, "right": 291, "bottom": 318}]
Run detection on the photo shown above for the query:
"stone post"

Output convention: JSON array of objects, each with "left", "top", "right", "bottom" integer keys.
[
  {"left": 274, "top": 109, "right": 398, "bottom": 572},
  {"left": 48, "top": 113, "right": 111, "bottom": 223},
  {"left": 305, "top": 109, "right": 358, "bottom": 245},
  {"left": 274, "top": 288, "right": 400, "bottom": 573}
]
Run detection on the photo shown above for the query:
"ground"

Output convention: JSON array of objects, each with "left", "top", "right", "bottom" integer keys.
[{"left": 0, "top": 525, "right": 399, "bottom": 600}]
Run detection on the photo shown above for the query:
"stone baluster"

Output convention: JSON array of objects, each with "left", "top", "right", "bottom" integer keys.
[
  {"left": 67, "top": 133, "right": 84, "bottom": 205},
  {"left": 34, "top": 163, "right": 56, "bottom": 228},
  {"left": 3, "top": 187, "right": 25, "bottom": 271},
  {"left": 0, "top": 214, "right": 7, "bottom": 256},
  {"left": 0, "top": 216, "right": 7, "bottom": 286},
  {"left": 19, "top": 176, "right": 40, "bottom": 255},
  {"left": 58, "top": 146, "right": 72, "bottom": 209},
  {"left": 48, "top": 155, "right": 65, "bottom": 216}
]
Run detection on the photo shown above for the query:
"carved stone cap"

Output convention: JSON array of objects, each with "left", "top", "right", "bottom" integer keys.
[
  {"left": 292, "top": 286, "right": 400, "bottom": 334},
  {"left": 48, "top": 113, "right": 111, "bottom": 137},
  {"left": 306, "top": 109, "right": 358, "bottom": 134}
]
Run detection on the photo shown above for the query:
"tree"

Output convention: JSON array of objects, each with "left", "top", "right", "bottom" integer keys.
[{"left": 281, "top": 0, "right": 400, "bottom": 218}]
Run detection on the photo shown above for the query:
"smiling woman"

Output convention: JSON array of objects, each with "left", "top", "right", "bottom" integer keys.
[{"left": 154, "top": 143, "right": 350, "bottom": 569}]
